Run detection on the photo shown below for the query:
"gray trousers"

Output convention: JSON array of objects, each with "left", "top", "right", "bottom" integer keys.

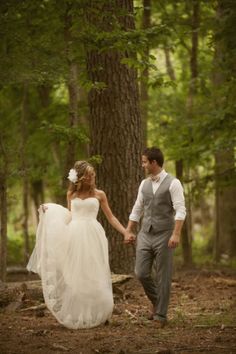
[{"left": 135, "top": 228, "right": 173, "bottom": 321}]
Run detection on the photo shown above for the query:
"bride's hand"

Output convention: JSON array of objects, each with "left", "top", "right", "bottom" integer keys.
[
  {"left": 38, "top": 204, "right": 48, "bottom": 213},
  {"left": 123, "top": 231, "right": 136, "bottom": 244}
]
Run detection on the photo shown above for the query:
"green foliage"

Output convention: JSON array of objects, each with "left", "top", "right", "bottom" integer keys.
[
  {"left": 41, "top": 121, "right": 89, "bottom": 144},
  {"left": 88, "top": 155, "right": 103, "bottom": 166},
  {"left": 7, "top": 231, "right": 36, "bottom": 266},
  {"left": 1, "top": 0, "right": 236, "bottom": 268},
  {"left": 7, "top": 234, "right": 24, "bottom": 265}
]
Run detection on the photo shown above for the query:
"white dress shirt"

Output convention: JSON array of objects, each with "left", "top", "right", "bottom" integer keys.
[{"left": 129, "top": 169, "right": 186, "bottom": 222}]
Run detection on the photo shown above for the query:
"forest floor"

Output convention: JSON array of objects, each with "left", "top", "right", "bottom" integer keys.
[{"left": 0, "top": 266, "right": 236, "bottom": 354}]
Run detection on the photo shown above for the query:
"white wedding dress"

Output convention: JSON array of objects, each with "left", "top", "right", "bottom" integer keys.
[{"left": 27, "top": 197, "right": 114, "bottom": 329}]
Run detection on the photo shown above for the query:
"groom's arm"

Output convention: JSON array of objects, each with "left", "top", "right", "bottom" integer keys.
[
  {"left": 168, "top": 178, "right": 186, "bottom": 248},
  {"left": 126, "top": 219, "right": 138, "bottom": 233},
  {"left": 125, "top": 181, "right": 145, "bottom": 239}
]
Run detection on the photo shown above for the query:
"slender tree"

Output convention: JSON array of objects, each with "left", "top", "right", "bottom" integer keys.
[
  {"left": 0, "top": 136, "right": 8, "bottom": 281},
  {"left": 140, "top": 0, "right": 151, "bottom": 148},
  {"left": 61, "top": 3, "right": 79, "bottom": 198},
  {"left": 180, "top": 0, "right": 200, "bottom": 266},
  {"left": 21, "top": 83, "right": 30, "bottom": 264},
  {"left": 213, "top": 0, "right": 236, "bottom": 260}
]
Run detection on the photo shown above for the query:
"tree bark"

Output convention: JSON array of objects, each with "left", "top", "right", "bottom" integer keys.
[
  {"left": 31, "top": 84, "right": 52, "bottom": 221},
  {"left": 164, "top": 45, "right": 192, "bottom": 266},
  {"left": 0, "top": 138, "right": 7, "bottom": 282},
  {"left": 86, "top": 0, "right": 142, "bottom": 273},
  {"left": 140, "top": 0, "right": 151, "bottom": 148},
  {"left": 21, "top": 83, "right": 30, "bottom": 264},
  {"left": 61, "top": 5, "right": 79, "bottom": 205},
  {"left": 213, "top": 1, "right": 236, "bottom": 260},
  {"left": 175, "top": 161, "right": 192, "bottom": 266},
  {"left": 31, "top": 180, "right": 44, "bottom": 224},
  {"left": 63, "top": 62, "right": 79, "bottom": 190},
  {"left": 164, "top": 47, "right": 176, "bottom": 81},
  {"left": 180, "top": 0, "right": 200, "bottom": 266},
  {"left": 214, "top": 150, "right": 236, "bottom": 259}
]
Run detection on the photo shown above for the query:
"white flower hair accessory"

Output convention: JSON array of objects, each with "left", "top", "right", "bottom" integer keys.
[{"left": 68, "top": 168, "right": 78, "bottom": 183}]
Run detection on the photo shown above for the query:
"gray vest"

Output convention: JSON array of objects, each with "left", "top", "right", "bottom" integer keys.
[{"left": 141, "top": 174, "right": 175, "bottom": 233}]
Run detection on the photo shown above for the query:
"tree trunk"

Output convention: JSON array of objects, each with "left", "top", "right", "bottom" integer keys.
[
  {"left": 63, "top": 62, "right": 79, "bottom": 191},
  {"left": 78, "top": 85, "right": 90, "bottom": 157},
  {"left": 164, "top": 46, "right": 192, "bottom": 266},
  {"left": 61, "top": 5, "right": 79, "bottom": 205},
  {"left": 214, "top": 150, "right": 236, "bottom": 259},
  {"left": 0, "top": 137, "right": 7, "bottom": 282},
  {"left": 31, "top": 180, "right": 44, "bottom": 224},
  {"left": 21, "top": 83, "right": 30, "bottom": 264},
  {"left": 175, "top": 160, "right": 192, "bottom": 265},
  {"left": 86, "top": 0, "right": 142, "bottom": 273},
  {"left": 180, "top": 0, "right": 200, "bottom": 266},
  {"left": 213, "top": 1, "right": 236, "bottom": 260},
  {"left": 37, "top": 85, "right": 51, "bottom": 107},
  {"left": 213, "top": 40, "right": 224, "bottom": 261},
  {"left": 30, "top": 84, "right": 52, "bottom": 222},
  {"left": 31, "top": 84, "right": 52, "bottom": 220},
  {"left": 164, "top": 47, "right": 176, "bottom": 81},
  {"left": 140, "top": 0, "right": 151, "bottom": 148}
]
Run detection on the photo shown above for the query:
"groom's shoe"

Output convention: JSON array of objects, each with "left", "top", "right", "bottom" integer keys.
[
  {"left": 147, "top": 312, "right": 154, "bottom": 320},
  {"left": 153, "top": 318, "right": 167, "bottom": 329},
  {"left": 147, "top": 305, "right": 156, "bottom": 320}
]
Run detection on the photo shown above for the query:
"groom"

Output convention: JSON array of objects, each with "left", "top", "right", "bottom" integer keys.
[{"left": 126, "top": 147, "right": 186, "bottom": 327}]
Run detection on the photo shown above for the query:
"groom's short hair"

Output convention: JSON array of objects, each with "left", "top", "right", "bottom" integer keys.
[{"left": 143, "top": 147, "right": 164, "bottom": 167}]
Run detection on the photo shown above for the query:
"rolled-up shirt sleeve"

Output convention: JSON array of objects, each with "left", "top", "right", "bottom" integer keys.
[
  {"left": 169, "top": 179, "right": 186, "bottom": 220},
  {"left": 129, "top": 180, "right": 145, "bottom": 222}
]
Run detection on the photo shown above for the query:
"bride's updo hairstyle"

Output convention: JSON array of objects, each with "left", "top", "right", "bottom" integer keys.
[{"left": 68, "top": 161, "right": 95, "bottom": 195}]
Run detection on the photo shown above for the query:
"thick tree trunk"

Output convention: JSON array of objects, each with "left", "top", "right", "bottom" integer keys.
[
  {"left": 86, "top": 0, "right": 142, "bottom": 273},
  {"left": 21, "top": 83, "right": 30, "bottom": 264},
  {"left": 140, "top": 0, "right": 151, "bottom": 148},
  {"left": 0, "top": 139, "right": 7, "bottom": 281}
]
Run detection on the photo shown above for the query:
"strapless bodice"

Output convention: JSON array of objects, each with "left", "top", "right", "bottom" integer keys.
[{"left": 71, "top": 197, "right": 99, "bottom": 220}]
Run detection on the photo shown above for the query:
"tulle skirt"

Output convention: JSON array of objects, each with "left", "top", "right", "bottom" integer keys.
[{"left": 27, "top": 203, "right": 114, "bottom": 329}]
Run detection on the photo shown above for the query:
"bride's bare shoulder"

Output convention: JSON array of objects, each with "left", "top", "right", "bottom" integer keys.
[{"left": 95, "top": 189, "right": 106, "bottom": 201}]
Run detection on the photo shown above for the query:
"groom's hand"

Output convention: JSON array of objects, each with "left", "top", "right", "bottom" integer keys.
[
  {"left": 123, "top": 230, "right": 136, "bottom": 244},
  {"left": 168, "top": 233, "right": 180, "bottom": 248}
]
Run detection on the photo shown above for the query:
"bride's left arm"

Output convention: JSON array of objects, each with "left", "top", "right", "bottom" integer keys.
[{"left": 99, "top": 191, "right": 135, "bottom": 243}]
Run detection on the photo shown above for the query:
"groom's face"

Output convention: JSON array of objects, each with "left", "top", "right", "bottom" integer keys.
[{"left": 142, "top": 155, "right": 156, "bottom": 175}]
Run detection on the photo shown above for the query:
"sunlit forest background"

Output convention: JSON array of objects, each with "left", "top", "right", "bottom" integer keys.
[{"left": 0, "top": 0, "right": 235, "bottom": 281}]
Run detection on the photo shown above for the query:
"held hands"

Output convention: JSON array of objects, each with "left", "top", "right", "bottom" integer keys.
[
  {"left": 123, "top": 230, "right": 136, "bottom": 244},
  {"left": 168, "top": 233, "right": 180, "bottom": 248}
]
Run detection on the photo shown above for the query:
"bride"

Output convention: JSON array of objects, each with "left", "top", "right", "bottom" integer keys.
[{"left": 27, "top": 160, "right": 134, "bottom": 329}]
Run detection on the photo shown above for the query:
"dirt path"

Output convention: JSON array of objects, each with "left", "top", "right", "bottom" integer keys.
[{"left": 0, "top": 268, "right": 236, "bottom": 354}]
